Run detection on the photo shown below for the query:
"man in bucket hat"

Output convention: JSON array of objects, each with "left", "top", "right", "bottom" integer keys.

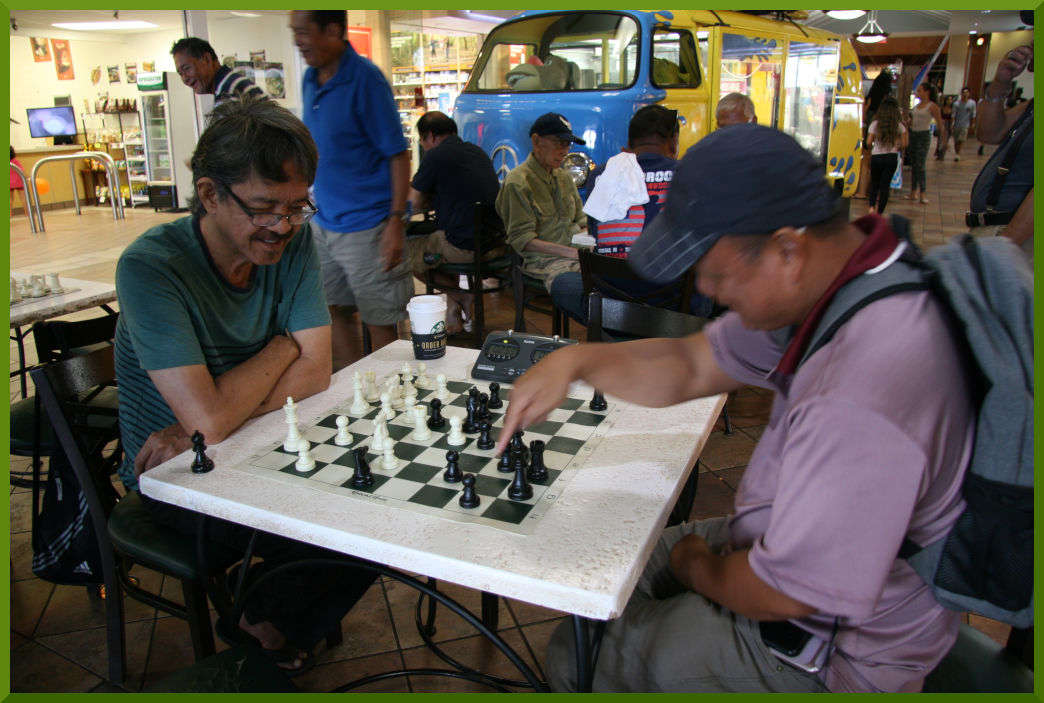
[
  {"left": 496, "top": 112, "right": 589, "bottom": 292},
  {"left": 497, "top": 125, "right": 974, "bottom": 692}
]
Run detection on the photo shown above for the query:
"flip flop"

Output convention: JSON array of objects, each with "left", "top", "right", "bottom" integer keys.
[{"left": 258, "top": 643, "right": 316, "bottom": 678}]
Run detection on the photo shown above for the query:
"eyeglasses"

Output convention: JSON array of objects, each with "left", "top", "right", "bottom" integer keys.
[{"left": 216, "top": 181, "right": 318, "bottom": 228}]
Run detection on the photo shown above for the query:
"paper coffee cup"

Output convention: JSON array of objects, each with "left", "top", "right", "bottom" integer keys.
[{"left": 406, "top": 294, "right": 447, "bottom": 359}]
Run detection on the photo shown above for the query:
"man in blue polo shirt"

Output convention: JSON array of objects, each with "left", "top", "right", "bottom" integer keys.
[{"left": 291, "top": 10, "right": 412, "bottom": 368}]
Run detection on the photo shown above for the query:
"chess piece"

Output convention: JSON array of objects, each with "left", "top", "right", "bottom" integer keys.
[
  {"left": 295, "top": 441, "right": 315, "bottom": 472},
  {"left": 411, "top": 406, "right": 432, "bottom": 440},
  {"left": 458, "top": 473, "right": 480, "bottom": 508},
  {"left": 447, "top": 415, "right": 467, "bottom": 446},
  {"left": 508, "top": 459, "right": 533, "bottom": 501},
  {"left": 370, "top": 418, "right": 388, "bottom": 452},
  {"left": 379, "top": 392, "right": 397, "bottom": 421},
  {"left": 443, "top": 449, "right": 462, "bottom": 483},
  {"left": 497, "top": 450, "right": 513, "bottom": 473},
  {"left": 403, "top": 394, "right": 418, "bottom": 424},
  {"left": 528, "top": 439, "right": 548, "bottom": 482},
  {"left": 435, "top": 373, "right": 449, "bottom": 402},
  {"left": 334, "top": 415, "right": 352, "bottom": 446},
  {"left": 284, "top": 397, "right": 303, "bottom": 452},
  {"left": 10, "top": 277, "right": 22, "bottom": 303},
  {"left": 386, "top": 376, "right": 404, "bottom": 410},
  {"left": 415, "top": 362, "right": 432, "bottom": 389},
  {"left": 401, "top": 362, "right": 412, "bottom": 380},
  {"left": 487, "top": 382, "right": 503, "bottom": 409},
  {"left": 589, "top": 389, "right": 608, "bottom": 411},
  {"left": 427, "top": 398, "right": 446, "bottom": 430},
  {"left": 349, "top": 447, "right": 374, "bottom": 488},
  {"left": 382, "top": 446, "right": 399, "bottom": 471},
  {"left": 462, "top": 396, "right": 478, "bottom": 434},
  {"left": 477, "top": 392, "right": 490, "bottom": 421},
  {"left": 363, "top": 371, "right": 380, "bottom": 402},
  {"left": 190, "top": 431, "right": 214, "bottom": 473},
  {"left": 349, "top": 373, "right": 370, "bottom": 415},
  {"left": 29, "top": 274, "right": 46, "bottom": 297},
  {"left": 46, "top": 273, "right": 62, "bottom": 293},
  {"left": 402, "top": 374, "right": 416, "bottom": 400},
  {"left": 476, "top": 421, "right": 495, "bottom": 450}
]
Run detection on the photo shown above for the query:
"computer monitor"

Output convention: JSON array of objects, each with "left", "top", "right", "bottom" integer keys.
[{"left": 26, "top": 106, "right": 78, "bottom": 138}]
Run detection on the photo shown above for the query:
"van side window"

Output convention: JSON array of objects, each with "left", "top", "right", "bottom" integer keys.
[
  {"left": 651, "top": 29, "right": 702, "bottom": 88},
  {"left": 719, "top": 33, "right": 784, "bottom": 128},
  {"left": 783, "top": 41, "right": 840, "bottom": 162}
]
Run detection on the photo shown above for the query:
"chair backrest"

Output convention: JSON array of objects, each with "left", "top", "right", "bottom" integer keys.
[
  {"left": 578, "top": 248, "right": 696, "bottom": 313},
  {"left": 587, "top": 291, "right": 707, "bottom": 342},
  {"left": 472, "top": 200, "right": 507, "bottom": 258},
  {"left": 32, "top": 312, "right": 119, "bottom": 365}
]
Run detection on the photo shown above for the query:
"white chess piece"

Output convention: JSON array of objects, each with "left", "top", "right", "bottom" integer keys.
[
  {"left": 363, "top": 371, "right": 380, "bottom": 402},
  {"left": 403, "top": 394, "right": 417, "bottom": 424},
  {"left": 401, "top": 362, "right": 412, "bottom": 380},
  {"left": 46, "top": 273, "right": 62, "bottom": 293},
  {"left": 402, "top": 374, "right": 416, "bottom": 399},
  {"left": 284, "top": 397, "right": 303, "bottom": 451},
  {"left": 447, "top": 415, "right": 466, "bottom": 446},
  {"left": 411, "top": 406, "right": 432, "bottom": 440},
  {"left": 378, "top": 392, "right": 397, "bottom": 421},
  {"left": 10, "top": 277, "right": 21, "bottom": 303},
  {"left": 415, "top": 362, "right": 432, "bottom": 390},
  {"left": 382, "top": 446, "right": 399, "bottom": 471},
  {"left": 370, "top": 418, "right": 388, "bottom": 452},
  {"left": 349, "top": 374, "right": 370, "bottom": 416},
  {"left": 295, "top": 441, "right": 315, "bottom": 471},
  {"left": 386, "top": 376, "right": 405, "bottom": 410},
  {"left": 435, "top": 374, "right": 450, "bottom": 402},
  {"left": 334, "top": 415, "right": 352, "bottom": 446}
]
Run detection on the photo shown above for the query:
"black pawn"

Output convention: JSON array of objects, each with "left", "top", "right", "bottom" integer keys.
[
  {"left": 443, "top": 450, "right": 462, "bottom": 483},
  {"left": 497, "top": 450, "right": 513, "bottom": 473},
  {"left": 427, "top": 398, "right": 446, "bottom": 430},
  {"left": 190, "top": 431, "right": 214, "bottom": 473},
  {"left": 468, "top": 387, "right": 480, "bottom": 404},
  {"left": 462, "top": 397, "right": 479, "bottom": 434},
  {"left": 476, "top": 421, "right": 495, "bottom": 450},
  {"left": 528, "top": 439, "right": 548, "bottom": 482},
  {"left": 477, "top": 392, "right": 490, "bottom": 420},
  {"left": 458, "top": 473, "right": 480, "bottom": 508},
  {"left": 509, "top": 430, "right": 525, "bottom": 454},
  {"left": 350, "top": 447, "right": 374, "bottom": 488},
  {"left": 487, "top": 382, "right": 503, "bottom": 409},
  {"left": 589, "top": 390, "right": 608, "bottom": 411},
  {"left": 508, "top": 461, "right": 533, "bottom": 501}
]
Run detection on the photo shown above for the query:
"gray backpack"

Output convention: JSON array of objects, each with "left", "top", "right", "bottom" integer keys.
[{"left": 800, "top": 220, "right": 1033, "bottom": 628}]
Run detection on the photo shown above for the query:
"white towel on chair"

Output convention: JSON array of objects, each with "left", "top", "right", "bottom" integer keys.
[{"left": 583, "top": 152, "right": 649, "bottom": 222}]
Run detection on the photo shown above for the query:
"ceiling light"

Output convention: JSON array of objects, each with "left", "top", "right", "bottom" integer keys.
[
  {"left": 976, "top": 36, "right": 985, "bottom": 46},
  {"left": 52, "top": 20, "right": 158, "bottom": 31},
  {"left": 854, "top": 10, "right": 887, "bottom": 44},
  {"left": 826, "top": 10, "right": 866, "bottom": 21},
  {"left": 230, "top": 12, "right": 261, "bottom": 18}
]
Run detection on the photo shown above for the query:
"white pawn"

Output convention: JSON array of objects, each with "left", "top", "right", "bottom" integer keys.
[
  {"left": 349, "top": 374, "right": 370, "bottom": 416},
  {"left": 403, "top": 394, "right": 417, "bottom": 424},
  {"left": 363, "top": 371, "right": 380, "bottom": 402},
  {"left": 402, "top": 373, "right": 416, "bottom": 400},
  {"left": 295, "top": 440, "right": 315, "bottom": 472},
  {"left": 411, "top": 406, "right": 432, "bottom": 440},
  {"left": 415, "top": 362, "right": 432, "bottom": 389},
  {"left": 382, "top": 446, "right": 399, "bottom": 471},
  {"left": 379, "top": 392, "right": 397, "bottom": 421},
  {"left": 386, "top": 376, "right": 404, "bottom": 410},
  {"left": 401, "top": 362, "right": 412, "bottom": 380},
  {"left": 447, "top": 415, "right": 466, "bottom": 446},
  {"left": 334, "top": 415, "right": 352, "bottom": 446},
  {"left": 370, "top": 417, "right": 388, "bottom": 452},
  {"left": 435, "top": 373, "right": 450, "bottom": 402}
]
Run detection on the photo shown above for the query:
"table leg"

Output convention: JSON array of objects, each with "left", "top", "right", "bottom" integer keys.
[
  {"left": 481, "top": 590, "right": 499, "bottom": 631},
  {"left": 10, "top": 325, "right": 28, "bottom": 398},
  {"left": 572, "top": 615, "right": 607, "bottom": 692}
]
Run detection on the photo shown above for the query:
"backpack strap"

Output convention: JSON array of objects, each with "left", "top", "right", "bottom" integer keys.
[{"left": 983, "top": 99, "right": 1033, "bottom": 212}]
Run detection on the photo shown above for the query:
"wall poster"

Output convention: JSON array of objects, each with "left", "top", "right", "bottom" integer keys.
[
  {"left": 107, "top": 65, "right": 121, "bottom": 83},
  {"left": 51, "top": 39, "right": 74, "bottom": 80},
  {"left": 30, "top": 37, "right": 51, "bottom": 62},
  {"left": 125, "top": 63, "right": 138, "bottom": 83}
]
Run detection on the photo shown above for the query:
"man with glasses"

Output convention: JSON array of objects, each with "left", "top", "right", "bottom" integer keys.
[
  {"left": 114, "top": 97, "right": 374, "bottom": 672},
  {"left": 496, "top": 112, "right": 589, "bottom": 294}
]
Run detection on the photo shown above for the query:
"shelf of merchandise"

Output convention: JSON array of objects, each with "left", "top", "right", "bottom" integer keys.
[
  {"left": 392, "top": 62, "right": 473, "bottom": 115},
  {"left": 80, "top": 111, "right": 145, "bottom": 207}
]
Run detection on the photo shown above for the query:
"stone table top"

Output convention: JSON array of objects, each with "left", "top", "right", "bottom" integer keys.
[
  {"left": 10, "top": 273, "right": 116, "bottom": 328},
  {"left": 140, "top": 340, "right": 725, "bottom": 620}
]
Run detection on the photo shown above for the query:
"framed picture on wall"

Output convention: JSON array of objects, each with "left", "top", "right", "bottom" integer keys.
[
  {"left": 142, "top": 60, "right": 155, "bottom": 73},
  {"left": 90, "top": 66, "right": 102, "bottom": 85},
  {"left": 125, "top": 63, "right": 138, "bottom": 83},
  {"left": 51, "top": 39, "right": 74, "bottom": 80},
  {"left": 108, "top": 65, "right": 121, "bottom": 83},
  {"left": 30, "top": 37, "right": 51, "bottom": 62},
  {"left": 264, "top": 62, "right": 285, "bottom": 99},
  {"left": 250, "top": 50, "right": 266, "bottom": 69}
]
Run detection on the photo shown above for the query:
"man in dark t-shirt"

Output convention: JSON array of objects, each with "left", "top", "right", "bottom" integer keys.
[{"left": 407, "top": 111, "right": 504, "bottom": 332}]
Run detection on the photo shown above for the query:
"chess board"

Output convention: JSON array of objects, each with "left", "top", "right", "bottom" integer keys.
[
  {"left": 10, "top": 286, "right": 80, "bottom": 308},
  {"left": 234, "top": 376, "right": 618, "bottom": 535}
]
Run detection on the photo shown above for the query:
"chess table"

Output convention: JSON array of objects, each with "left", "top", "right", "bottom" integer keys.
[{"left": 140, "top": 340, "right": 725, "bottom": 691}]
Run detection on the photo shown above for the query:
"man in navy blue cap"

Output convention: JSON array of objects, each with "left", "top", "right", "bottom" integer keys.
[
  {"left": 495, "top": 112, "right": 589, "bottom": 293},
  {"left": 497, "top": 125, "right": 974, "bottom": 692}
]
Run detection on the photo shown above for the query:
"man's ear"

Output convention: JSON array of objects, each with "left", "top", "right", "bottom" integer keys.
[
  {"left": 196, "top": 178, "right": 220, "bottom": 214},
  {"left": 771, "top": 226, "right": 808, "bottom": 264}
]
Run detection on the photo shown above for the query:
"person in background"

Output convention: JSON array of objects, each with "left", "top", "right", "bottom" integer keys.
[
  {"left": 907, "top": 82, "right": 946, "bottom": 204},
  {"left": 291, "top": 10, "right": 413, "bottom": 368},
  {"left": 948, "top": 87, "right": 976, "bottom": 161},
  {"left": 715, "top": 92, "right": 757, "bottom": 127},
  {"left": 406, "top": 111, "right": 505, "bottom": 334},
  {"left": 855, "top": 70, "right": 893, "bottom": 199},
  {"left": 935, "top": 94, "right": 954, "bottom": 159},
  {"left": 171, "top": 37, "right": 265, "bottom": 105},
  {"left": 10, "top": 146, "right": 27, "bottom": 215},
  {"left": 865, "top": 97, "right": 907, "bottom": 215}
]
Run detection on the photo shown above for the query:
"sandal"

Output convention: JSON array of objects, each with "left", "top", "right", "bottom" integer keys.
[
  {"left": 919, "top": 196, "right": 930, "bottom": 204},
  {"left": 258, "top": 643, "right": 316, "bottom": 678}
]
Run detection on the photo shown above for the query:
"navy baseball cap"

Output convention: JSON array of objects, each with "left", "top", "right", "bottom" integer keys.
[
  {"left": 629, "top": 124, "right": 839, "bottom": 283},
  {"left": 530, "top": 113, "right": 586, "bottom": 145}
]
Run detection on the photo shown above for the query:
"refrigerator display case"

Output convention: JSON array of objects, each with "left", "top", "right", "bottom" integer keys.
[{"left": 137, "top": 71, "right": 198, "bottom": 210}]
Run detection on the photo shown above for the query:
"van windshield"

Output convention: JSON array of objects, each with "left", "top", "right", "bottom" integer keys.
[{"left": 465, "top": 12, "right": 640, "bottom": 92}]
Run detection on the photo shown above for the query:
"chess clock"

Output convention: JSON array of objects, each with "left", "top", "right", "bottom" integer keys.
[{"left": 470, "top": 330, "right": 578, "bottom": 382}]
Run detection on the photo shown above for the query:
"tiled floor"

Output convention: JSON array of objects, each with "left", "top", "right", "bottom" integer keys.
[{"left": 9, "top": 139, "right": 1015, "bottom": 691}]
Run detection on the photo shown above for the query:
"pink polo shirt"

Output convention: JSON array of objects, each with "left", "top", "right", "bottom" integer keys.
[{"left": 705, "top": 289, "right": 974, "bottom": 692}]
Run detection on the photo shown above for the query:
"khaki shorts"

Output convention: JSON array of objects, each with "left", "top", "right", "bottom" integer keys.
[
  {"left": 408, "top": 229, "right": 507, "bottom": 277},
  {"left": 311, "top": 220, "right": 413, "bottom": 326},
  {"left": 952, "top": 126, "right": 969, "bottom": 142},
  {"left": 523, "top": 255, "right": 581, "bottom": 292}
]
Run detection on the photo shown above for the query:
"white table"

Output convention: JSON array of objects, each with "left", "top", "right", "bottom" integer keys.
[
  {"left": 141, "top": 341, "right": 725, "bottom": 686},
  {"left": 9, "top": 273, "right": 118, "bottom": 397}
]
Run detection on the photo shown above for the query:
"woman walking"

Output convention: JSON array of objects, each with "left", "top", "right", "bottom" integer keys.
[
  {"left": 865, "top": 97, "right": 907, "bottom": 214},
  {"left": 935, "top": 94, "right": 954, "bottom": 159},
  {"left": 908, "top": 83, "right": 946, "bottom": 203}
]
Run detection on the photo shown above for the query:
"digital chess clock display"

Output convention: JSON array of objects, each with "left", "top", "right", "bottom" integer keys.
[
  {"left": 530, "top": 344, "right": 559, "bottom": 364},
  {"left": 485, "top": 339, "right": 520, "bottom": 362}
]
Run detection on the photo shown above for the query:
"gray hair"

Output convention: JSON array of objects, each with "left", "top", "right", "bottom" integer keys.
[
  {"left": 715, "top": 92, "right": 756, "bottom": 127},
  {"left": 189, "top": 96, "right": 318, "bottom": 217}
]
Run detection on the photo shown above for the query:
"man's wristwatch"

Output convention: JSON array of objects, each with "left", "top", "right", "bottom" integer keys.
[{"left": 390, "top": 202, "right": 412, "bottom": 224}]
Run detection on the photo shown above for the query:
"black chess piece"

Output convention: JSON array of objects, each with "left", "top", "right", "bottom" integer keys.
[
  {"left": 458, "top": 473, "right": 480, "bottom": 508},
  {"left": 528, "top": 439, "right": 548, "bottom": 482},
  {"left": 350, "top": 446, "right": 374, "bottom": 488},
  {"left": 462, "top": 396, "right": 479, "bottom": 434},
  {"left": 443, "top": 449, "right": 462, "bottom": 483},
  {"left": 509, "top": 430, "right": 525, "bottom": 454},
  {"left": 589, "top": 389, "right": 608, "bottom": 411},
  {"left": 468, "top": 386, "right": 480, "bottom": 404},
  {"left": 477, "top": 392, "right": 490, "bottom": 421},
  {"left": 497, "top": 450, "right": 513, "bottom": 472},
  {"left": 427, "top": 398, "right": 446, "bottom": 430},
  {"left": 476, "top": 421, "right": 495, "bottom": 450},
  {"left": 487, "top": 382, "right": 503, "bottom": 409},
  {"left": 190, "top": 431, "right": 214, "bottom": 473},
  {"left": 508, "top": 460, "right": 533, "bottom": 501}
]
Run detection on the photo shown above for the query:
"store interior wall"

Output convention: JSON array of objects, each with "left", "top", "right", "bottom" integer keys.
[{"left": 204, "top": 12, "right": 303, "bottom": 113}]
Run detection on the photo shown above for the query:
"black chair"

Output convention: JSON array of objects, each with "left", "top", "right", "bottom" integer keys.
[
  {"left": 510, "top": 251, "right": 569, "bottom": 338},
  {"left": 423, "top": 201, "right": 513, "bottom": 348},
  {"left": 923, "top": 624, "right": 1033, "bottom": 692},
  {"left": 578, "top": 247, "right": 697, "bottom": 314},
  {"left": 30, "top": 347, "right": 241, "bottom": 685},
  {"left": 144, "top": 644, "right": 298, "bottom": 693}
]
